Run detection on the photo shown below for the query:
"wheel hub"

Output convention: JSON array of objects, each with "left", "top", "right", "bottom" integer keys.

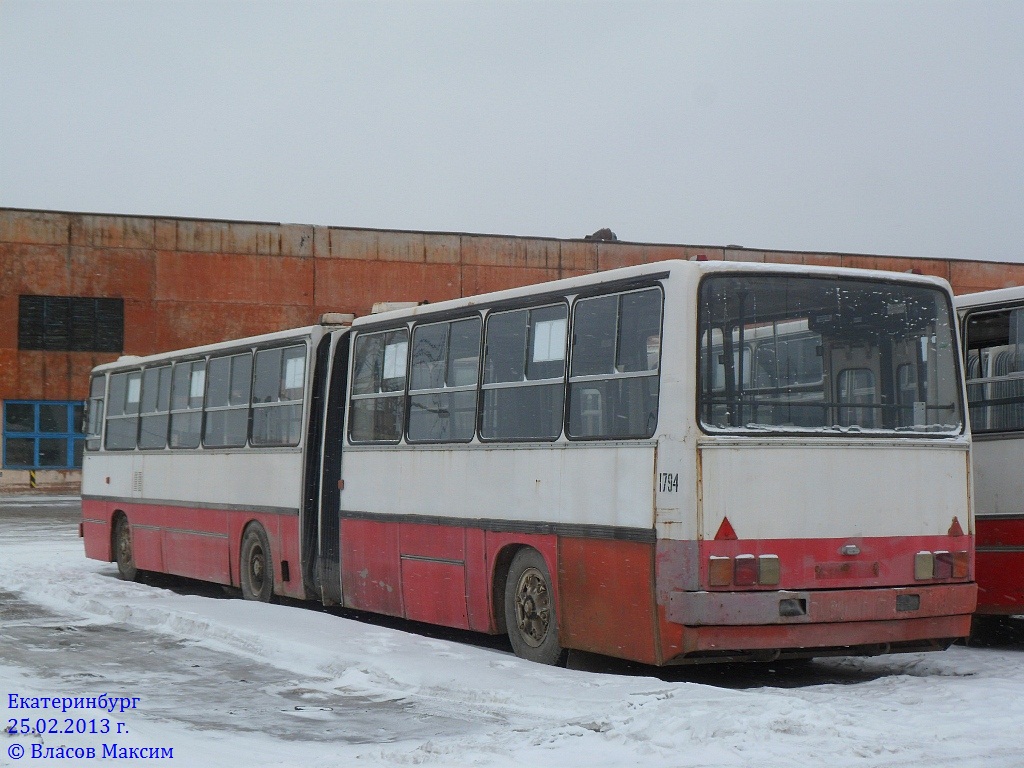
[{"left": 515, "top": 567, "right": 550, "bottom": 648}]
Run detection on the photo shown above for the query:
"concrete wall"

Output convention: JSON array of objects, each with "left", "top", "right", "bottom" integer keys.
[{"left": 3, "top": 206, "right": 1024, "bottom": 491}]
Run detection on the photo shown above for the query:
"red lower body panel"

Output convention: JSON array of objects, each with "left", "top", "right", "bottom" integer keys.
[
  {"left": 558, "top": 538, "right": 660, "bottom": 664},
  {"left": 80, "top": 499, "right": 305, "bottom": 599},
  {"left": 976, "top": 515, "right": 1024, "bottom": 614},
  {"left": 338, "top": 520, "right": 976, "bottom": 665},
  {"left": 338, "top": 518, "right": 556, "bottom": 634},
  {"left": 84, "top": 503, "right": 976, "bottom": 665}
]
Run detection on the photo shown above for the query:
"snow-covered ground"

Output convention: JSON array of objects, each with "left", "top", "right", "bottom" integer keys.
[{"left": 2, "top": 496, "right": 1023, "bottom": 767}]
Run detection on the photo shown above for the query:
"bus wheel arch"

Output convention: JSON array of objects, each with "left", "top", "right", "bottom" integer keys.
[
  {"left": 111, "top": 511, "right": 138, "bottom": 582},
  {"left": 502, "top": 546, "right": 566, "bottom": 666},
  {"left": 239, "top": 522, "right": 275, "bottom": 602},
  {"left": 491, "top": 545, "right": 523, "bottom": 635}
]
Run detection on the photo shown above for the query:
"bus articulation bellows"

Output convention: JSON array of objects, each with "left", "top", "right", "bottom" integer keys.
[{"left": 82, "top": 260, "right": 976, "bottom": 665}]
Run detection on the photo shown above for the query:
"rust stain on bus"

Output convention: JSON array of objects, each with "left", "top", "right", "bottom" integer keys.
[
  {"left": 695, "top": 446, "right": 704, "bottom": 540},
  {"left": 966, "top": 449, "right": 975, "bottom": 534}
]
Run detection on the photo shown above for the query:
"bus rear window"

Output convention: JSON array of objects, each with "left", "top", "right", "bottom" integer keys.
[{"left": 698, "top": 274, "right": 963, "bottom": 435}]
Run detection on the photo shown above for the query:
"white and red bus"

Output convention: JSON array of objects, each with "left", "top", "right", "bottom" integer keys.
[
  {"left": 82, "top": 260, "right": 976, "bottom": 665},
  {"left": 957, "top": 287, "right": 1024, "bottom": 616}
]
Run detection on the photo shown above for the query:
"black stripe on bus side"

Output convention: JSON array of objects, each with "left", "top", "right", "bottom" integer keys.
[
  {"left": 80, "top": 494, "right": 299, "bottom": 517},
  {"left": 132, "top": 524, "right": 229, "bottom": 539},
  {"left": 400, "top": 553, "right": 466, "bottom": 566},
  {"left": 338, "top": 509, "right": 657, "bottom": 544}
]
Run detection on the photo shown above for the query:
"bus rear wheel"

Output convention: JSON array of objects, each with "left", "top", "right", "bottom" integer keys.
[
  {"left": 113, "top": 514, "right": 138, "bottom": 582},
  {"left": 504, "top": 548, "right": 565, "bottom": 665},
  {"left": 239, "top": 524, "right": 274, "bottom": 602}
]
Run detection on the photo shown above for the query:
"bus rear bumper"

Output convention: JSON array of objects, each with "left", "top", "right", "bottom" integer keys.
[
  {"left": 667, "top": 582, "right": 977, "bottom": 626},
  {"left": 664, "top": 583, "right": 976, "bottom": 659}
]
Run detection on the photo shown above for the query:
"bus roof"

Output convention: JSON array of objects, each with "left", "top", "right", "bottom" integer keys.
[
  {"left": 89, "top": 324, "right": 324, "bottom": 374},
  {"left": 955, "top": 284, "right": 1024, "bottom": 309},
  {"left": 89, "top": 259, "right": 956, "bottom": 373},
  {"left": 355, "top": 258, "right": 955, "bottom": 328}
]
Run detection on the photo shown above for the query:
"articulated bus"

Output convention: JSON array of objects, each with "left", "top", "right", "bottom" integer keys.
[
  {"left": 81, "top": 260, "right": 976, "bottom": 666},
  {"left": 957, "top": 287, "right": 1024, "bottom": 616}
]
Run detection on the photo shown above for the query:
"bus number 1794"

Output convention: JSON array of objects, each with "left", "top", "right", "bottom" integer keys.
[{"left": 658, "top": 472, "right": 679, "bottom": 493}]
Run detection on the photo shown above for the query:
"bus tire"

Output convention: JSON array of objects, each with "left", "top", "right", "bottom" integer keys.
[
  {"left": 239, "top": 524, "right": 274, "bottom": 603},
  {"left": 504, "top": 548, "right": 565, "bottom": 665},
  {"left": 113, "top": 514, "right": 138, "bottom": 582}
]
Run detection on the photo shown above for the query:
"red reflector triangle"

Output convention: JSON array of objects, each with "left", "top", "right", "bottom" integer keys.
[
  {"left": 948, "top": 516, "right": 964, "bottom": 537},
  {"left": 714, "top": 517, "right": 738, "bottom": 541}
]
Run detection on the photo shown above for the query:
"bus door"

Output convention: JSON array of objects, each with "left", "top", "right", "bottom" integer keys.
[
  {"left": 299, "top": 329, "right": 349, "bottom": 605},
  {"left": 316, "top": 330, "right": 350, "bottom": 605}
]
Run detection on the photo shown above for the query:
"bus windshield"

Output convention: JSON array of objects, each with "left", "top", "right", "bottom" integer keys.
[{"left": 699, "top": 274, "right": 963, "bottom": 435}]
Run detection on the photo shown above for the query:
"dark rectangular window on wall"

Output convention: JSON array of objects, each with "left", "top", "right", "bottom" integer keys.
[
  {"left": 18, "top": 296, "right": 124, "bottom": 353},
  {"left": 3, "top": 400, "right": 85, "bottom": 469}
]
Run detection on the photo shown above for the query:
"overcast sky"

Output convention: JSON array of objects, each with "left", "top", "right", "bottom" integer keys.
[{"left": 1, "top": 1, "right": 1022, "bottom": 261}]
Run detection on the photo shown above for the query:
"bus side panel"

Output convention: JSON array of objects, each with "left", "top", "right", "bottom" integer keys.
[
  {"left": 973, "top": 437, "right": 1024, "bottom": 519},
  {"left": 149, "top": 504, "right": 229, "bottom": 584},
  {"left": 398, "top": 522, "right": 469, "bottom": 629},
  {"left": 273, "top": 513, "right": 304, "bottom": 599},
  {"left": 976, "top": 517, "right": 1024, "bottom": 613},
  {"left": 465, "top": 527, "right": 491, "bottom": 633},
  {"left": 972, "top": 439, "right": 1024, "bottom": 614},
  {"left": 81, "top": 498, "right": 112, "bottom": 561},
  {"left": 340, "top": 518, "right": 403, "bottom": 617},
  {"left": 557, "top": 538, "right": 660, "bottom": 665},
  {"left": 127, "top": 505, "right": 165, "bottom": 574}
]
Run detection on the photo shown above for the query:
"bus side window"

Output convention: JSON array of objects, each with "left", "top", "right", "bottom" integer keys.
[
  {"left": 348, "top": 331, "right": 407, "bottom": 444},
  {"left": 252, "top": 345, "right": 306, "bottom": 447},
  {"left": 407, "top": 317, "right": 480, "bottom": 443},
  {"left": 105, "top": 370, "right": 142, "bottom": 450},
  {"left": 204, "top": 353, "right": 252, "bottom": 448},
  {"left": 481, "top": 304, "right": 566, "bottom": 441},
  {"left": 567, "top": 287, "right": 662, "bottom": 439},
  {"left": 85, "top": 374, "right": 105, "bottom": 451},
  {"left": 138, "top": 365, "right": 171, "bottom": 450},
  {"left": 169, "top": 361, "right": 206, "bottom": 449}
]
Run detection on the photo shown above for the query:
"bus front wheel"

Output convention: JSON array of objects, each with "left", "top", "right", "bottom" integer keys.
[
  {"left": 239, "top": 524, "right": 274, "bottom": 602},
  {"left": 504, "top": 548, "right": 565, "bottom": 665},
  {"left": 113, "top": 515, "right": 138, "bottom": 582}
]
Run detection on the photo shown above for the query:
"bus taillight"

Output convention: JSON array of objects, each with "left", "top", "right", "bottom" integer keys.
[
  {"left": 709, "top": 554, "right": 781, "bottom": 587},
  {"left": 915, "top": 550, "right": 969, "bottom": 580},
  {"left": 709, "top": 556, "right": 732, "bottom": 586},
  {"left": 734, "top": 555, "right": 758, "bottom": 586},
  {"left": 758, "top": 555, "right": 781, "bottom": 585}
]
